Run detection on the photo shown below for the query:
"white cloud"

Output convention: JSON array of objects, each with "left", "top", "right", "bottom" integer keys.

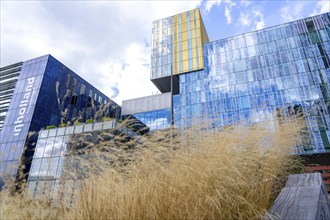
[
  {"left": 255, "top": 19, "right": 265, "bottom": 30},
  {"left": 280, "top": 0, "right": 329, "bottom": 23},
  {"left": 0, "top": 1, "right": 202, "bottom": 105},
  {"left": 240, "top": 0, "right": 252, "bottom": 8},
  {"left": 204, "top": 0, "right": 222, "bottom": 13},
  {"left": 311, "top": 1, "right": 330, "bottom": 16},
  {"left": 106, "top": 43, "right": 156, "bottom": 104},
  {"left": 280, "top": 1, "right": 305, "bottom": 22},
  {"left": 253, "top": 8, "right": 265, "bottom": 30},
  {"left": 237, "top": 7, "right": 264, "bottom": 31},
  {"left": 203, "top": 0, "right": 236, "bottom": 24},
  {"left": 224, "top": 0, "right": 237, "bottom": 24},
  {"left": 224, "top": 6, "right": 232, "bottom": 24},
  {"left": 238, "top": 12, "right": 251, "bottom": 27}
]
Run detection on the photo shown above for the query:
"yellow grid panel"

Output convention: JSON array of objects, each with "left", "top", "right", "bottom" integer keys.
[
  {"left": 169, "top": 8, "right": 208, "bottom": 75},
  {"left": 182, "top": 13, "right": 187, "bottom": 32}
]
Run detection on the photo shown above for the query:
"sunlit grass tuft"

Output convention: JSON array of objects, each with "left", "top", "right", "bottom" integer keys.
[{"left": 0, "top": 119, "right": 304, "bottom": 220}]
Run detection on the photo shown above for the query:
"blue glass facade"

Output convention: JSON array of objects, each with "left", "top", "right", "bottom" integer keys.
[
  {"left": 0, "top": 55, "right": 121, "bottom": 183},
  {"left": 128, "top": 108, "right": 171, "bottom": 131},
  {"left": 173, "top": 13, "right": 330, "bottom": 154},
  {"left": 26, "top": 120, "right": 136, "bottom": 200}
]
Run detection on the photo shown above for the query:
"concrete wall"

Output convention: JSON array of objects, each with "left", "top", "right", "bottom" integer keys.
[{"left": 122, "top": 92, "right": 171, "bottom": 115}]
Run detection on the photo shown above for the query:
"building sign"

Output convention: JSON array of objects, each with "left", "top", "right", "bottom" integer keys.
[{"left": 13, "top": 77, "right": 36, "bottom": 136}]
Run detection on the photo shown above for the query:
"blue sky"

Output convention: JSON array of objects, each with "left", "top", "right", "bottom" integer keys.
[
  {"left": 201, "top": 0, "right": 329, "bottom": 41},
  {"left": 1, "top": 0, "right": 329, "bottom": 104}
]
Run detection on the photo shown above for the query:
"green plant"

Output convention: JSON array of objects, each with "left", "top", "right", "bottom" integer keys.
[
  {"left": 86, "top": 119, "right": 95, "bottom": 124},
  {"left": 59, "top": 123, "right": 68, "bottom": 128},
  {"left": 46, "top": 125, "right": 56, "bottom": 129},
  {"left": 73, "top": 121, "right": 81, "bottom": 126},
  {"left": 102, "top": 117, "right": 112, "bottom": 122}
]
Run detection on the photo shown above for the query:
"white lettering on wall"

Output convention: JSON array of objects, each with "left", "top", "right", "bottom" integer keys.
[{"left": 13, "top": 77, "right": 35, "bottom": 136}]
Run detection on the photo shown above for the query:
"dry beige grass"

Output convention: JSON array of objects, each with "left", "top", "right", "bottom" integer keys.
[{"left": 0, "top": 120, "right": 304, "bottom": 220}]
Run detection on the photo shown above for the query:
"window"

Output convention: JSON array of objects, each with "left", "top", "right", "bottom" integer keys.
[
  {"left": 250, "top": 58, "right": 258, "bottom": 69},
  {"left": 27, "top": 181, "right": 37, "bottom": 198},
  {"left": 247, "top": 46, "right": 256, "bottom": 57},
  {"left": 72, "top": 79, "right": 77, "bottom": 92},
  {"left": 52, "top": 136, "right": 63, "bottom": 157},
  {"left": 34, "top": 139, "right": 46, "bottom": 158},
  {"left": 309, "top": 32, "right": 321, "bottom": 44},
  {"left": 245, "top": 34, "right": 255, "bottom": 46},
  {"left": 306, "top": 19, "right": 315, "bottom": 32},
  {"left": 43, "top": 137, "right": 55, "bottom": 157},
  {"left": 29, "top": 159, "right": 42, "bottom": 179},
  {"left": 71, "top": 93, "right": 78, "bottom": 107},
  {"left": 80, "top": 84, "right": 85, "bottom": 95},
  {"left": 48, "top": 157, "right": 60, "bottom": 177}
]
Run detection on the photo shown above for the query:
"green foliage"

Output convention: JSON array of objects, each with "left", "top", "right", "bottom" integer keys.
[
  {"left": 59, "top": 123, "right": 68, "bottom": 128},
  {"left": 73, "top": 121, "right": 81, "bottom": 126},
  {"left": 102, "top": 117, "right": 112, "bottom": 122},
  {"left": 46, "top": 125, "right": 56, "bottom": 129},
  {"left": 86, "top": 119, "right": 95, "bottom": 124}
]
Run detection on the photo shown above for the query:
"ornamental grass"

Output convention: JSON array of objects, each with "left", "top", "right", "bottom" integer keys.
[{"left": 0, "top": 119, "right": 304, "bottom": 220}]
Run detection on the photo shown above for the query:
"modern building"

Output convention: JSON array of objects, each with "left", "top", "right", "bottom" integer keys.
[
  {"left": 121, "top": 93, "right": 171, "bottom": 131},
  {"left": 2, "top": 8, "right": 330, "bottom": 195},
  {"left": 0, "top": 62, "right": 22, "bottom": 131},
  {"left": 122, "top": 9, "right": 330, "bottom": 154},
  {"left": 0, "top": 55, "right": 121, "bottom": 186},
  {"left": 26, "top": 119, "right": 138, "bottom": 200}
]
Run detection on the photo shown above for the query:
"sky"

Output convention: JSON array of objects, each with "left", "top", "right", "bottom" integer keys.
[{"left": 1, "top": 0, "right": 329, "bottom": 105}]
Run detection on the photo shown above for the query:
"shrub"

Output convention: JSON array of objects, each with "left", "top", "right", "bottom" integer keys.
[
  {"left": 73, "top": 121, "right": 81, "bottom": 126},
  {"left": 46, "top": 125, "right": 56, "bottom": 129},
  {"left": 59, "top": 123, "right": 67, "bottom": 128},
  {"left": 86, "top": 119, "right": 95, "bottom": 124},
  {"left": 102, "top": 117, "right": 112, "bottom": 122}
]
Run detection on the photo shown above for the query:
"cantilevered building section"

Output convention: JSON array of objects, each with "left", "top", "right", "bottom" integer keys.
[
  {"left": 0, "top": 62, "right": 22, "bottom": 131},
  {"left": 122, "top": 9, "right": 210, "bottom": 128},
  {"left": 150, "top": 8, "right": 209, "bottom": 93}
]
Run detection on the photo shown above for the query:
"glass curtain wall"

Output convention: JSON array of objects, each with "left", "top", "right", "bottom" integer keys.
[
  {"left": 151, "top": 8, "right": 209, "bottom": 79},
  {"left": 27, "top": 120, "right": 136, "bottom": 200},
  {"left": 0, "top": 62, "right": 22, "bottom": 131},
  {"left": 122, "top": 108, "right": 171, "bottom": 131},
  {"left": 174, "top": 12, "right": 330, "bottom": 154}
]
